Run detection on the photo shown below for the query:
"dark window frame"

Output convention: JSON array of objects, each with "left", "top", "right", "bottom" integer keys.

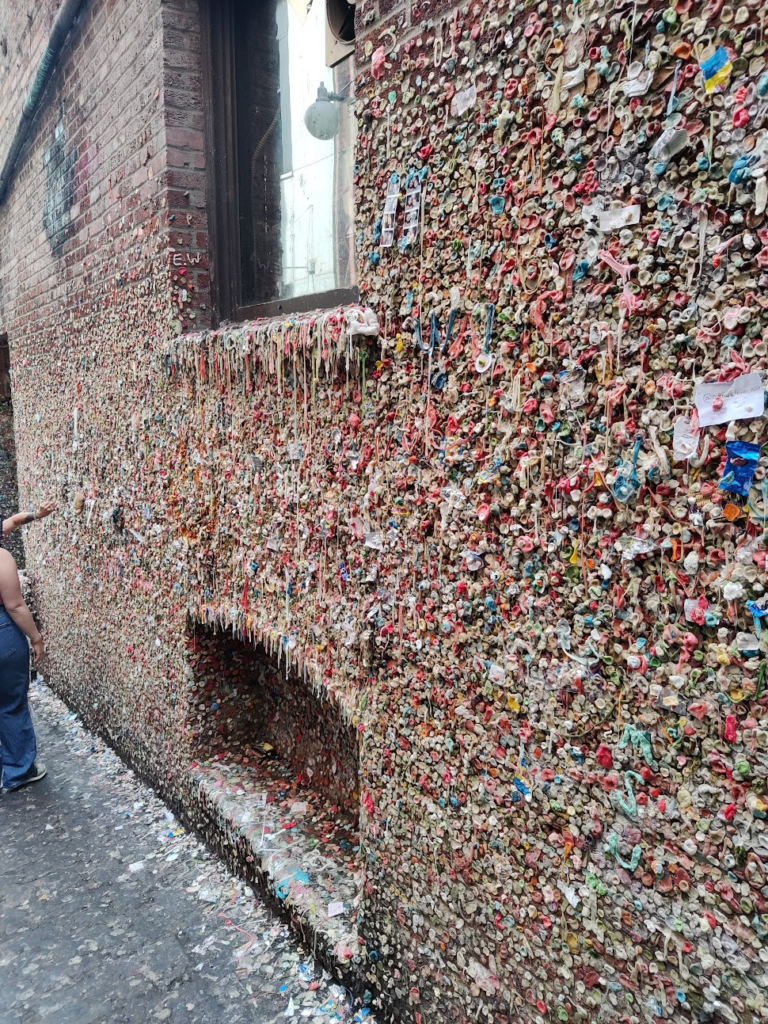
[{"left": 200, "top": 0, "right": 358, "bottom": 325}]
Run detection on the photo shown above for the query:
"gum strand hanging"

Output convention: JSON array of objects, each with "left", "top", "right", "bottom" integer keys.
[
  {"left": 434, "top": 308, "right": 458, "bottom": 355},
  {"left": 612, "top": 435, "right": 643, "bottom": 503},
  {"left": 748, "top": 467, "right": 768, "bottom": 522},
  {"left": 413, "top": 315, "right": 430, "bottom": 354},
  {"left": 475, "top": 303, "right": 496, "bottom": 373}
]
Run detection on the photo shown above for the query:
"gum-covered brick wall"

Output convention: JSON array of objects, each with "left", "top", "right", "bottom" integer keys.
[
  {"left": 0, "top": 397, "right": 23, "bottom": 567},
  {"left": 343, "top": 0, "right": 768, "bottom": 1016},
  {"left": 0, "top": 0, "right": 207, "bottom": 782},
  {"left": 1, "top": 0, "right": 768, "bottom": 1021}
]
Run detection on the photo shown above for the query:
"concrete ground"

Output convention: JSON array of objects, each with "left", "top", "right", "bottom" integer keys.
[{"left": 0, "top": 679, "right": 371, "bottom": 1024}]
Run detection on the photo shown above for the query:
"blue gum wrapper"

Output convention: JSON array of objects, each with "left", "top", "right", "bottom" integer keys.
[{"left": 719, "top": 440, "right": 761, "bottom": 496}]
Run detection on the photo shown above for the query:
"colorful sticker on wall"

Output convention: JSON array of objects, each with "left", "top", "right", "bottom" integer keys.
[{"left": 700, "top": 46, "right": 733, "bottom": 94}]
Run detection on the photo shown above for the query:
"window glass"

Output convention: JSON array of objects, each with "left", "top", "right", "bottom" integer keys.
[{"left": 235, "top": 0, "right": 356, "bottom": 308}]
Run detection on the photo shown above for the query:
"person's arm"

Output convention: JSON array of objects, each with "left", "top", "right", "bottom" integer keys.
[
  {"left": 2, "top": 500, "right": 56, "bottom": 537},
  {"left": 0, "top": 548, "right": 44, "bottom": 663}
]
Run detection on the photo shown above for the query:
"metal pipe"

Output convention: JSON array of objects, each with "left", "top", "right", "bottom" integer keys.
[{"left": 0, "top": 0, "right": 86, "bottom": 205}]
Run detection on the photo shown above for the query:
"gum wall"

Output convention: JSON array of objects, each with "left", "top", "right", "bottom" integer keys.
[{"left": 2, "top": 0, "right": 768, "bottom": 1022}]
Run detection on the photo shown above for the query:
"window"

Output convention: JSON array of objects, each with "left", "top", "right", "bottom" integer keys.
[{"left": 202, "top": 0, "right": 357, "bottom": 322}]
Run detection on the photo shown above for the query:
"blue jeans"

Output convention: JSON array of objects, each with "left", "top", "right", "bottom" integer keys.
[{"left": 0, "top": 606, "right": 36, "bottom": 789}]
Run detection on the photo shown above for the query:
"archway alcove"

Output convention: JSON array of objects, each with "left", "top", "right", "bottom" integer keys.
[{"left": 184, "top": 622, "right": 363, "bottom": 966}]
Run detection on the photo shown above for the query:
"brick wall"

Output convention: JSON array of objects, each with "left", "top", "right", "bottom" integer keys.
[
  {"left": 0, "top": 0, "right": 193, "bottom": 782},
  {"left": 0, "top": 3, "right": 61, "bottom": 164},
  {"left": 161, "top": 0, "right": 210, "bottom": 331}
]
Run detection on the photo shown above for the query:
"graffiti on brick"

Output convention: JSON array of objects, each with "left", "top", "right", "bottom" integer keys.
[{"left": 43, "top": 119, "right": 76, "bottom": 254}]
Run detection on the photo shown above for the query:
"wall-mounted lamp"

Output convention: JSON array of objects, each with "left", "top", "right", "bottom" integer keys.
[{"left": 304, "top": 83, "right": 349, "bottom": 140}]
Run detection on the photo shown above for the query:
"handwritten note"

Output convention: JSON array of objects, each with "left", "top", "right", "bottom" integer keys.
[{"left": 694, "top": 372, "right": 764, "bottom": 427}]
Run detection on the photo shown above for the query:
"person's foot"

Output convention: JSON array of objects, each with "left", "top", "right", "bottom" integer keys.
[{"left": 3, "top": 762, "right": 47, "bottom": 792}]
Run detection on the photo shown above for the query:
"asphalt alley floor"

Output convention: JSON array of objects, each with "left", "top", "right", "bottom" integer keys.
[{"left": 0, "top": 679, "right": 373, "bottom": 1024}]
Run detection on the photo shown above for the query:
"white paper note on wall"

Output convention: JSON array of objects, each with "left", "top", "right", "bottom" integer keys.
[
  {"left": 598, "top": 205, "right": 641, "bottom": 231},
  {"left": 694, "top": 372, "right": 765, "bottom": 427}
]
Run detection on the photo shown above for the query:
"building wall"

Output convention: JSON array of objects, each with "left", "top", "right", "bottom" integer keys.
[
  {"left": 0, "top": 331, "right": 22, "bottom": 564},
  {"left": 0, "top": 3, "right": 62, "bottom": 164},
  {"left": 1, "top": 2, "right": 768, "bottom": 1024},
  {"left": 0, "top": 0, "right": 202, "bottom": 782},
  {"left": 346, "top": 1, "right": 768, "bottom": 1018},
  {"left": 0, "top": 400, "right": 24, "bottom": 567}
]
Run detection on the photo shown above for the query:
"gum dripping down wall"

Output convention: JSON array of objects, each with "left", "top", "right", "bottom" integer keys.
[{"left": 2, "top": 0, "right": 768, "bottom": 1022}]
